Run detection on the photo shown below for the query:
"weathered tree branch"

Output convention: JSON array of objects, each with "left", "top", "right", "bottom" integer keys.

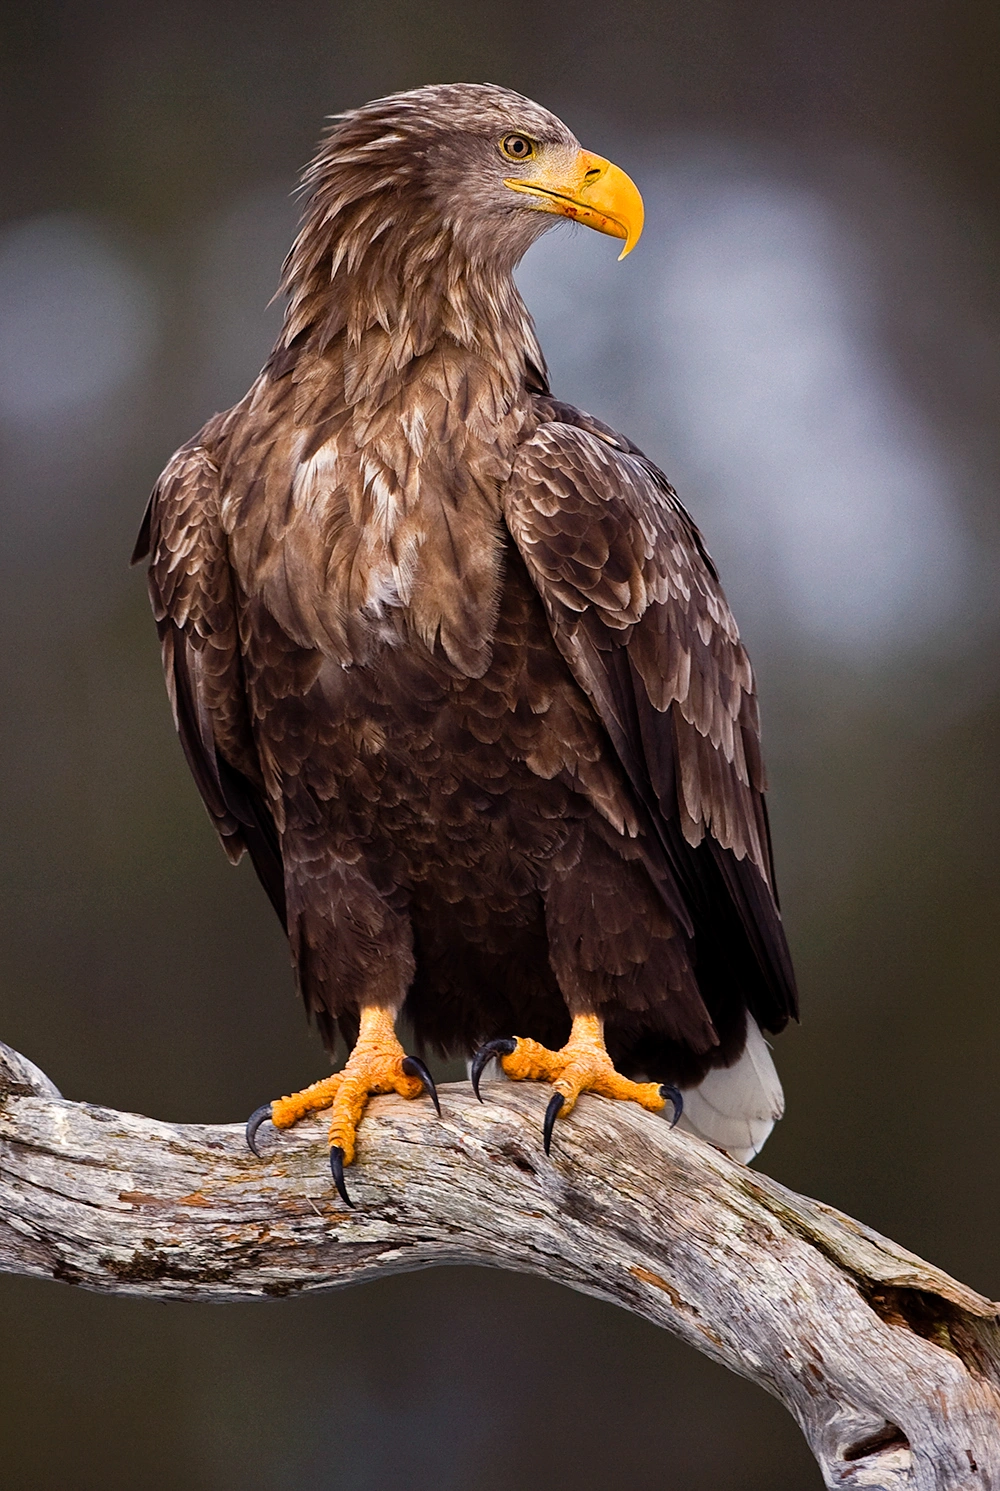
[{"left": 1, "top": 1039, "right": 997, "bottom": 1488}]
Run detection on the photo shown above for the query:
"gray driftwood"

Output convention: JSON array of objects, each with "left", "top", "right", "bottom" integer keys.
[{"left": 1, "top": 1040, "right": 998, "bottom": 1487}]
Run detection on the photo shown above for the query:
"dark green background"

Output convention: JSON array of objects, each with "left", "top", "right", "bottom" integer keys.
[{"left": 1, "top": 2, "right": 998, "bottom": 1486}]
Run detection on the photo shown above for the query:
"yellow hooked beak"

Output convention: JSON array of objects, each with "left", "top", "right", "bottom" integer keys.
[{"left": 505, "top": 148, "right": 644, "bottom": 260}]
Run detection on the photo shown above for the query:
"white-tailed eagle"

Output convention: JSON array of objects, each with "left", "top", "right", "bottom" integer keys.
[{"left": 135, "top": 84, "right": 797, "bottom": 1205}]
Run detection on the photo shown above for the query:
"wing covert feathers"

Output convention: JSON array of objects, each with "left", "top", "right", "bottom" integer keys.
[{"left": 505, "top": 415, "right": 797, "bottom": 1033}]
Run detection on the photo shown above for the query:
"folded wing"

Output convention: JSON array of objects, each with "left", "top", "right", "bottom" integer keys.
[
  {"left": 133, "top": 437, "right": 286, "bottom": 924},
  {"left": 503, "top": 409, "right": 798, "bottom": 1054}
]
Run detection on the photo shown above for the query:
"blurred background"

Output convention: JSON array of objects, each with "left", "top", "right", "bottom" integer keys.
[{"left": 0, "top": 1, "right": 998, "bottom": 1486}]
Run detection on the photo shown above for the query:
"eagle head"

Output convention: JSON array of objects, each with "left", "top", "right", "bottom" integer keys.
[{"left": 287, "top": 84, "right": 643, "bottom": 295}]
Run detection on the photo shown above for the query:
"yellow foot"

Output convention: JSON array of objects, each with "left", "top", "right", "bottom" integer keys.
[
  {"left": 245, "top": 1008, "right": 440, "bottom": 1205},
  {"left": 471, "top": 1014, "right": 682, "bottom": 1155}
]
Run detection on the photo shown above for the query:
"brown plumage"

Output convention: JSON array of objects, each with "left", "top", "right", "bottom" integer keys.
[{"left": 135, "top": 84, "right": 797, "bottom": 1189}]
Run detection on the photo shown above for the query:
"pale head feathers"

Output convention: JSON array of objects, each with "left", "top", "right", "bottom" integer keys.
[{"left": 277, "top": 84, "right": 578, "bottom": 381}]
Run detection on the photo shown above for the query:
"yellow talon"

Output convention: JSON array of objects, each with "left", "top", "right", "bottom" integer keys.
[
  {"left": 497, "top": 1012, "right": 667, "bottom": 1118},
  {"left": 256, "top": 1007, "right": 429, "bottom": 1172}
]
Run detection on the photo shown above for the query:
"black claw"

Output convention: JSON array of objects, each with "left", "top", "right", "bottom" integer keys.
[
  {"left": 543, "top": 1092, "right": 565, "bottom": 1155},
  {"left": 401, "top": 1055, "right": 441, "bottom": 1116},
  {"left": 245, "top": 1104, "right": 273, "bottom": 1158},
  {"left": 470, "top": 1037, "right": 517, "bottom": 1101},
  {"left": 660, "top": 1084, "right": 683, "bottom": 1127},
  {"left": 329, "top": 1146, "right": 355, "bottom": 1208}
]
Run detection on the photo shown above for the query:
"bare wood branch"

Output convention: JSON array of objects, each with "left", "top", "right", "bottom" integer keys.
[{"left": 2, "top": 1039, "right": 998, "bottom": 1488}]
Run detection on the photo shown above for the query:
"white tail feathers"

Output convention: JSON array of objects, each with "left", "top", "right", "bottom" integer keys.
[{"left": 670, "top": 1015, "right": 785, "bottom": 1163}]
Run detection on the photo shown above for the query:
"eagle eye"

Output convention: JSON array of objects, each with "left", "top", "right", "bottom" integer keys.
[{"left": 499, "top": 133, "right": 535, "bottom": 163}]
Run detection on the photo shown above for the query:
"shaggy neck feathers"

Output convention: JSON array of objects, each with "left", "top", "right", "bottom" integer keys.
[
  {"left": 270, "top": 114, "right": 545, "bottom": 410},
  {"left": 232, "top": 90, "right": 557, "bottom": 680}
]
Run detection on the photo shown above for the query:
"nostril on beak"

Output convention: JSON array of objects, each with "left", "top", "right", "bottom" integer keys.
[{"left": 584, "top": 166, "right": 603, "bottom": 183}]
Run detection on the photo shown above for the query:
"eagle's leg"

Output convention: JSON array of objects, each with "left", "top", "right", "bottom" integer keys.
[
  {"left": 472, "top": 1014, "right": 681, "bottom": 1155},
  {"left": 246, "top": 1006, "right": 440, "bottom": 1206}
]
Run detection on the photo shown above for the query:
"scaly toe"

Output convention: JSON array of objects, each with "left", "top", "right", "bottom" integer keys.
[
  {"left": 321, "top": 1040, "right": 440, "bottom": 1185},
  {"left": 498, "top": 1035, "right": 565, "bottom": 1085},
  {"left": 271, "top": 1073, "right": 344, "bottom": 1131}
]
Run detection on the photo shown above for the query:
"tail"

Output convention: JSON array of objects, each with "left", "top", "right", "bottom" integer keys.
[{"left": 670, "top": 1015, "right": 785, "bottom": 1163}]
